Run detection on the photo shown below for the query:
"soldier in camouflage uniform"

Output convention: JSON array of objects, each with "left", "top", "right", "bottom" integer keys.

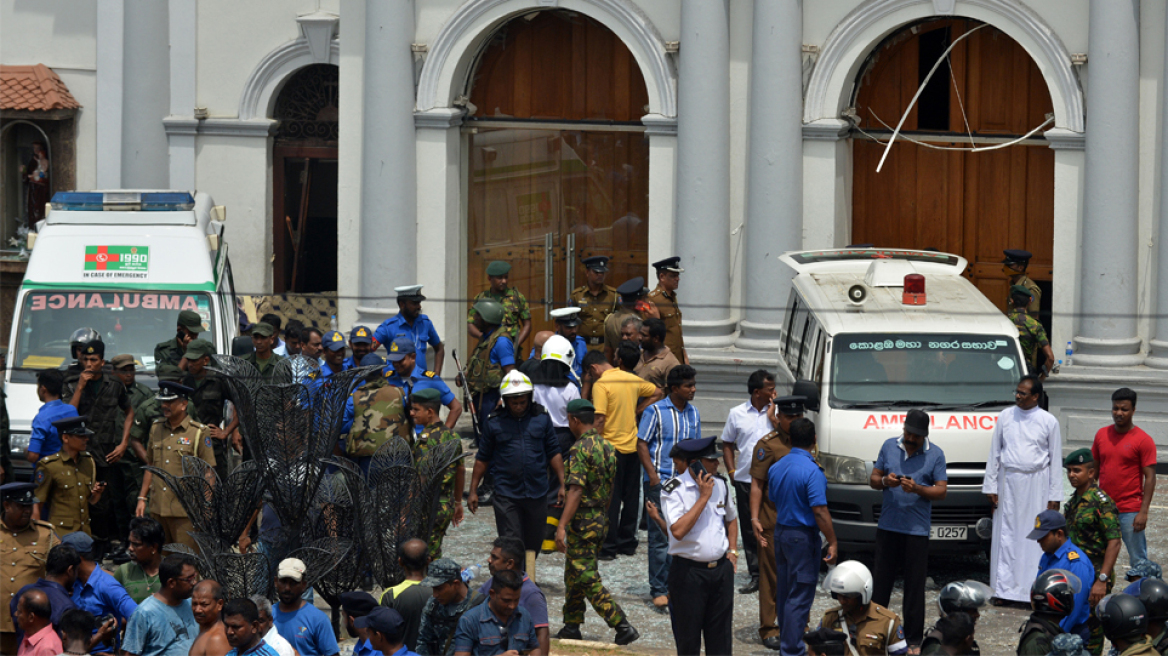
[
  {"left": 1009, "top": 285, "right": 1055, "bottom": 376},
  {"left": 342, "top": 363, "right": 412, "bottom": 474},
  {"left": 570, "top": 256, "right": 619, "bottom": 353},
  {"left": 553, "top": 399, "right": 639, "bottom": 646},
  {"left": 410, "top": 388, "right": 464, "bottom": 560},
  {"left": 467, "top": 260, "right": 531, "bottom": 348},
  {"left": 1064, "top": 447, "right": 1122, "bottom": 656}
]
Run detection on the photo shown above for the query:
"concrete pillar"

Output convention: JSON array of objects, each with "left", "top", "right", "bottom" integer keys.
[
  {"left": 1074, "top": 0, "right": 1143, "bottom": 366},
  {"left": 166, "top": 0, "right": 197, "bottom": 191},
  {"left": 738, "top": 0, "right": 803, "bottom": 351},
  {"left": 675, "top": 0, "right": 734, "bottom": 347},
  {"left": 355, "top": 0, "right": 417, "bottom": 325},
  {"left": 96, "top": 0, "right": 125, "bottom": 189},
  {"left": 1148, "top": 10, "right": 1168, "bottom": 368}
]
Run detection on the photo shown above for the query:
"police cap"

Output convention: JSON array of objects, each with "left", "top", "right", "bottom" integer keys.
[
  {"left": 616, "top": 277, "right": 646, "bottom": 300},
  {"left": 675, "top": 436, "right": 718, "bottom": 460},
  {"left": 485, "top": 261, "right": 511, "bottom": 277},
  {"left": 1064, "top": 448, "right": 1094, "bottom": 468},
  {"left": 652, "top": 256, "right": 684, "bottom": 273},
  {"left": 550, "top": 307, "right": 582, "bottom": 326},
  {"left": 339, "top": 591, "right": 378, "bottom": 618},
  {"left": 156, "top": 381, "right": 194, "bottom": 402},
  {"left": 582, "top": 256, "right": 610, "bottom": 272},
  {"left": 1027, "top": 509, "right": 1067, "bottom": 540},
  {"left": 1003, "top": 249, "right": 1033, "bottom": 265},
  {"left": 0, "top": 482, "right": 38, "bottom": 505},
  {"left": 52, "top": 414, "right": 94, "bottom": 437},
  {"left": 394, "top": 284, "right": 426, "bottom": 302},
  {"left": 349, "top": 326, "right": 373, "bottom": 345},
  {"left": 775, "top": 395, "right": 806, "bottom": 416}
]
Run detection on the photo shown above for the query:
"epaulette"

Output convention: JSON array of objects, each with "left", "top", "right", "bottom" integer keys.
[
  {"left": 424, "top": 371, "right": 436, "bottom": 378},
  {"left": 190, "top": 421, "right": 208, "bottom": 429},
  {"left": 32, "top": 519, "right": 54, "bottom": 530},
  {"left": 662, "top": 477, "right": 681, "bottom": 494},
  {"left": 1067, "top": 550, "right": 1080, "bottom": 561},
  {"left": 152, "top": 417, "right": 166, "bottom": 424},
  {"left": 76, "top": 451, "right": 93, "bottom": 459},
  {"left": 39, "top": 453, "right": 60, "bottom": 463},
  {"left": 871, "top": 603, "right": 898, "bottom": 619},
  {"left": 1095, "top": 488, "right": 1111, "bottom": 502}
]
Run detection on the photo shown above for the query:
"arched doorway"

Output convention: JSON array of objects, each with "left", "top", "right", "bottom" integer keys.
[
  {"left": 465, "top": 10, "right": 650, "bottom": 352},
  {"left": 271, "top": 64, "right": 339, "bottom": 293},
  {"left": 851, "top": 19, "right": 1054, "bottom": 327}
]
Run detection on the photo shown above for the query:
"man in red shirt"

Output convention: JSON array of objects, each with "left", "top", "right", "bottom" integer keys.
[{"left": 1091, "top": 387, "right": 1157, "bottom": 564}]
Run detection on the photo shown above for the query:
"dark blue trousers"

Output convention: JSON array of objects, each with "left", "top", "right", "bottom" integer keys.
[{"left": 775, "top": 524, "right": 821, "bottom": 656}]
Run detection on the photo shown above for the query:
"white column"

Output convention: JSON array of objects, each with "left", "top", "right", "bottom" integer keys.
[
  {"left": 738, "top": 0, "right": 803, "bottom": 350},
  {"left": 675, "top": 0, "right": 734, "bottom": 347},
  {"left": 96, "top": 0, "right": 125, "bottom": 189},
  {"left": 1073, "top": 0, "right": 1142, "bottom": 366},
  {"left": 166, "top": 0, "right": 197, "bottom": 191},
  {"left": 1148, "top": 9, "right": 1168, "bottom": 368},
  {"left": 355, "top": 0, "right": 417, "bottom": 325},
  {"left": 643, "top": 114, "right": 678, "bottom": 269}
]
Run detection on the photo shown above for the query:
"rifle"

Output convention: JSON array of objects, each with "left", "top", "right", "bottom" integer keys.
[{"left": 451, "top": 349, "right": 481, "bottom": 441}]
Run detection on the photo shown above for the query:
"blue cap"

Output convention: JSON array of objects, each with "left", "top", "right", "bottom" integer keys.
[
  {"left": 359, "top": 353, "right": 385, "bottom": 367},
  {"left": 355, "top": 606, "right": 404, "bottom": 637},
  {"left": 322, "top": 330, "right": 347, "bottom": 352},
  {"left": 386, "top": 336, "right": 416, "bottom": 362},
  {"left": 349, "top": 326, "right": 373, "bottom": 344},
  {"left": 0, "top": 482, "right": 37, "bottom": 505},
  {"left": 675, "top": 436, "right": 718, "bottom": 459},
  {"left": 1027, "top": 509, "right": 1067, "bottom": 540},
  {"left": 61, "top": 531, "right": 94, "bottom": 556}
]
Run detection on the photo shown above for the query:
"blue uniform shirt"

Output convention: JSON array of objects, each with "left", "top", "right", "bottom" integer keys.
[
  {"left": 374, "top": 314, "right": 442, "bottom": 372},
  {"left": 385, "top": 365, "right": 456, "bottom": 406},
  {"left": 873, "top": 437, "right": 947, "bottom": 537},
  {"left": 28, "top": 399, "right": 79, "bottom": 458},
  {"left": 768, "top": 448, "right": 828, "bottom": 528},
  {"left": 1037, "top": 539, "right": 1095, "bottom": 632},
  {"left": 482, "top": 328, "right": 516, "bottom": 368},
  {"left": 73, "top": 565, "right": 138, "bottom": 651},
  {"left": 528, "top": 335, "right": 586, "bottom": 378},
  {"left": 352, "top": 638, "right": 384, "bottom": 656},
  {"left": 477, "top": 406, "right": 560, "bottom": 499}
]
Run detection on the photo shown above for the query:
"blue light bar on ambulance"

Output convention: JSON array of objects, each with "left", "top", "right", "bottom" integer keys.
[{"left": 50, "top": 191, "right": 195, "bottom": 212}]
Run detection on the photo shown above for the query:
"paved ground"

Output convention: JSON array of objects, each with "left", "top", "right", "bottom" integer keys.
[{"left": 346, "top": 472, "right": 1168, "bottom": 655}]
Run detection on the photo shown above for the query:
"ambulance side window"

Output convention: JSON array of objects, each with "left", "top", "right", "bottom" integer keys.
[
  {"left": 813, "top": 332, "right": 827, "bottom": 383},
  {"left": 781, "top": 291, "right": 799, "bottom": 362},
  {"left": 786, "top": 301, "right": 810, "bottom": 374}
]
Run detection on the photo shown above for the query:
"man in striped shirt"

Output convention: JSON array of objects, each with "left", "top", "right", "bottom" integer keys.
[{"left": 636, "top": 364, "right": 701, "bottom": 610}]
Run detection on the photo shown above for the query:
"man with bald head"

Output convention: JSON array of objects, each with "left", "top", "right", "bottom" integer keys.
[
  {"left": 15, "top": 589, "right": 60, "bottom": 656},
  {"left": 190, "top": 580, "right": 230, "bottom": 656},
  {"left": 520, "top": 331, "right": 556, "bottom": 380},
  {"left": 381, "top": 538, "right": 432, "bottom": 650}
]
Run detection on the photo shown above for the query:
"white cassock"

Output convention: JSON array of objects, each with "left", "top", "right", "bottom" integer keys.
[{"left": 982, "top": 404, "right": 1062, "bottom": 602}]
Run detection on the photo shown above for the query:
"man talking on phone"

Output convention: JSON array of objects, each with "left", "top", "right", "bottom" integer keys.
[{"left": 869, "top": 409, "right": 948, "bottom": 653}]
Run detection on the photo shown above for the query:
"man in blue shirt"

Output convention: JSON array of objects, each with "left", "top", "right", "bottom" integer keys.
[
  {"left": 374, "top": 285, "right": 445, "bottom": 375},
  {"left": 121, "top": 553, "right": 200, "bottom": 656},
  {"left": 63, "top": 532, "right": 137, "bottom": 654},
  {"left": 308, "top": 331, "right": 348, "bottom": 392},
  {"left": 767, "top": 418, "right": 838, "bottom": 656},
  {"left": 543, "top": 308, "right": 586, "bottom": 380},
  {"left": 273, "top": 558, "right": 339, "bottom": 656},
  {"left": 477, "top": 537, "right": 550, "bottom": 656},
  {"left": 384, "top": 337, "right": 463, "bottom": 431},
  {"left": 9, "top": 544, "right": 79, "bottom": 643},
  {"left": 454, "top": 570, "right": 540, "bottom": 656},
  {"left": 869, "top": 409, "right": 948, "bottom": 651},
  {"left": 340, "top": 591, "right": 383, "bottom": 656},
  {"left": 359, "top": 607, "right": 421, "bottom": 656},
  {"left": 223, "top": 598, "right": 283, "bottom": 656},
  {"left": 344, "top": 326, "right": 377, "bottom": 370},
  {"left": 26, "top": 369, "right": 78, "bottom": 462},
  {"left": 1030, "top": 510, "right": 1095, "bottom": 641}
]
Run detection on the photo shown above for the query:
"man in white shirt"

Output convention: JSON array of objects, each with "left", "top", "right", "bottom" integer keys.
[
  {"left": 719, "top": 369, "right": 775, "bottom": 595},
  {"left": 250, "top": 595, "right": 297, "bottom": 656},
  {"left": 661, "top": 436, "right": 738, "bottom": 656},
  {"left": 982, "top": 375, "right": 1062, "bottom": 604}
]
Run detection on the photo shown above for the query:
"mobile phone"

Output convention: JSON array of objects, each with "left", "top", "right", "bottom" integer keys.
[{"left": 689, "top": 461, "right": 706, "bottom": 480}]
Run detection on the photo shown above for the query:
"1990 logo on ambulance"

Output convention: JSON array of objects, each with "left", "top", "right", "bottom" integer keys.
[{"left": 84, "top": 245, "right": 150, "bottom": 278}]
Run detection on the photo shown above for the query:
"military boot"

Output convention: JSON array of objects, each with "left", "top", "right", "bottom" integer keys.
[
  {"left": 614, "top": 620, "right": 640, "bottom": 646},
  {"left": 556, "top": 624, "right": 582, "bottom": 640}
]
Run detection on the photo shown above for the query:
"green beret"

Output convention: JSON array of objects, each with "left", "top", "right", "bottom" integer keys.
[
  {"left": 178, "top": 310, "right": 206, "bottom": 332},
  {"left": 1064, "top": 447, "right": 1094, "bottom": 467},
  {"left": 1010, "top": 284, "right": 1033, "bottom": 298},
  {"left": 251, "top": 322, "right": 276, "bottom": 337},
  {"left": 485, "top": 261, "right": 512, "bottom": 277},
  {"left": 411, "top": 388, "right": 442, "bottom": 403},
  {"left": 566, "top": 399, "right": 595, "bottom": 414},
  {"left": 184, "top": 338, "right": 215, "bottom": 360}
]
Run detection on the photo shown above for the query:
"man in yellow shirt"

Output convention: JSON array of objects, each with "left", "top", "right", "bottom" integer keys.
[{"left": 582, "top": 349, "right": 659, "bottom": 560}]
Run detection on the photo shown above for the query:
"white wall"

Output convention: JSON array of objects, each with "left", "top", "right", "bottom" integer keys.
[
  {"left": 122, "top": 0, "right": 170, "bottom": 188},
  {"left": 195, "top": 136, "right": 270, "bottom": 294}
]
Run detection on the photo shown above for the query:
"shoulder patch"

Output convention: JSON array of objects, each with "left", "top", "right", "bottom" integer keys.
[
  {"left": 662, "top": 477, "right": 681, "bottom": 494},
  {"left": 424, "top": 371, "right": 436, "bottom": 378},
  {"left": 757, "top": 446, "right": 767, "bottom": 461},
  {"left": 1067, "top": 550, "right": 1080, "bottom": 561},
  {"left": 35, "top": 469, "right": 46, "bottom": 484},
  {"left": 205, "top": 437, "right": 213, "bottom": 448}
]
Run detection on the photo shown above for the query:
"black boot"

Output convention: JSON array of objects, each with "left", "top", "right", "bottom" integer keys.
[
  {"left": 109, "top": 542, "right": 132, "bottom": 565},
  {"left": 556, "top": 624, "right": 582, "bottom": 640},
  {"left": 738, "top": 577, "right": 759, "bottom": 594},
  {"left": 614, "top": 620, "right": 640, "bottom": 646}
]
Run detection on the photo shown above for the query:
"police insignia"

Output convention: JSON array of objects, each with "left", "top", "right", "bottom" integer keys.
[
  {"left": 357, "top": 328, "right": 367, "bottom": 336},
  {"left": 662, "top": 478, "right": 681, "bottom": 493},
  {"left": 35, "top": 469, "right": 45, "bottom": 484},
  {"left": 1036, "top": 517, "right": 1042, "bottom": 529},
  {"left": 332, "top": 332, "right": 344, "bottom": 342},
  {"left": 1068, "top": 551, "right": 1079, "bottom": 561},
  {"left": 424, "top": 371, "right": 436, "bottom": 378},
  {"left": 757, "top": 447, "right": 766, "bottom": 461},
  {"left": 205, "top": 437, "right": 213, "bottom": 447}
]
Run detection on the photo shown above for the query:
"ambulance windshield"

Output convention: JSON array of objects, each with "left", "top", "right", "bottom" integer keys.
[{"left": 830, "top": 333, "right": 1023, "bottom": 409}]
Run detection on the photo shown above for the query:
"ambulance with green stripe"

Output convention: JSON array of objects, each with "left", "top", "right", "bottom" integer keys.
[{"left": 5, "top": 191, "right": 238, "bottom": 480}]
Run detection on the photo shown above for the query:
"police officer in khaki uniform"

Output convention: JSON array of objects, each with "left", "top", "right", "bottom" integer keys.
[
  {"left": 135, "top": 381, "right": 216, "bottom": 553},
  {"left": 0, "top": 482, "right": 59, "bottom": 655},
  {"left": 32, "top": 416, "right": 103, "bottom": 536},
  {"left": 749, "top": 395, "right": 804, "bottom": 651},
  {"left": 819, "top": 560, "right": 908, "bottom": 655},
  {"left": 1003, "top": 249, "right": 1041, "bottom": 318},
  {"left": 646, "top": 256, "right": 687, "bottom": 364},
  {"left": 603, "top": 278, "right": 646, "bottom": 365},
  {"left": 570, "top": 256, "right": 619, "bottom": 353}
]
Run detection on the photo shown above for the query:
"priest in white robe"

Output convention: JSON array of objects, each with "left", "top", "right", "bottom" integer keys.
[{"left": 982, "top": 375, "right": 1063, "bottom": 603}]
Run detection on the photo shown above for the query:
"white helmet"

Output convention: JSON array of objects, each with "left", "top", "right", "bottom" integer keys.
[
  {"left": 541, "top": 335, "right": 575, "bottom": 365},
  {"left": 499, "top": 371, "right": 534, "bottom": 397},
  {"left": 825, "top": 560, "right": 873, "bottom": 605}
]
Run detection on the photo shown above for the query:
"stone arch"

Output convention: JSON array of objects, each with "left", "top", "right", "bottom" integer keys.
[
  {"left": 238, "top": 36, "right": 340, "bottom": 121},
  {"left": 804, "top": 0, "right": 1084, "bottom": 132},
  {"left": 417, "top": 0, "right": 676, "bottom": 118}
]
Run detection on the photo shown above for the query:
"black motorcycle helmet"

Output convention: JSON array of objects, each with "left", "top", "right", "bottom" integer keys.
[
  {"left": 1135, "top": 578, "right": 1168, "bottom": 622},
  {"left": 1031, "top": 569, "right": 1081, "bottom": 617},
  {"left": 1095, "top": 593, "right": 1148, "bottom": 642},
  {"left": 69, "top": 327, "right": 102, "bottom": 359},
  {"left": 938, "top": 580, "right": 993, "bottom": 618}
]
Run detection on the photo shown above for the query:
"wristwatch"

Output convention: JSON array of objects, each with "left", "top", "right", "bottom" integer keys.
[
  {"left": 728, "top": 549, "right": 738, "bottom": 556},
  {"left": 1098, "top": 572, "right": 1110, "bottom": 583}
]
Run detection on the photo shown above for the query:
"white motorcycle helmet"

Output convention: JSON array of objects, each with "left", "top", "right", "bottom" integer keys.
[
  {"left": 541, "top": 334, "right": 575, "bottom": 365},
  {"left": 499, "top": 370, "right": 534, "bottom": 397},
  {"left": 825, "top": 560, "right": 874, "bottom": 605}
]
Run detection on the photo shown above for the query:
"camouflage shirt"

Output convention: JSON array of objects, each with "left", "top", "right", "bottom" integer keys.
[
  {"left": 1064, "top": 482, "right": 1121, "bottom": 568},
  {"left": 467, "top": 287, "right": 530, "bottom": 342},
  {"left": 1009, "top": 308, "right": 1049, "bottom": 372},
  {"left": 414, "top": 421, "right": 463, "bottom": 502},
  {"left": 346, "top": 377, "right": 412, "bottom": 457},
  {"left": 565, "top": 429, "right": 617, "bottom": 509}
]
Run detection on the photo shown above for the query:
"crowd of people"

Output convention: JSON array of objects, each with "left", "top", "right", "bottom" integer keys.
[{"left": 0, "top": 250, "right": 1164, "bottom": 656}]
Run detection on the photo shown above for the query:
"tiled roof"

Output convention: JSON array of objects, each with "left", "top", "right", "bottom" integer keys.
[{"left": 1, "top": 64, "right": 81, "bottom": 111}]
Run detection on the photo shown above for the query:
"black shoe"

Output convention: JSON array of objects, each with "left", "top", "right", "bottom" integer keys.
[
  {"left": 109, "top": 544, "right": 132, "bottom": 565},
  {"left": 614, "top": 621, "right": 640, "bottom": 646},
  {"left": 556, "top": 624, "right": 582, "bottom": 640},
  {"left": 598, "top": 552, "right": 617, "bottom": 561},
  {"left": 762, "top": 636, "right": 782, "bottom": 651},
  {"left": 738, "top": 577, "right": 759, "bottom": 594},
  {"left": 618, "top": 547, "right": 637, "bottom": 557}
]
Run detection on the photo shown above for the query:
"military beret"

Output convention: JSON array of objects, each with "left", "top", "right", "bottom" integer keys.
[
  {"left": 110, "top": 354, "right": 136, "bottom": 370},
  {"left": 485, "top": 261, "right": 512, "bottom": 277},
  {"left": 1003, "top": 249, "right": 1033, "bottom": 264},
  {"left": 652, "top": 256, "right": 684, "bottom": 273},
  {"left": 52, "top": 415, "right": 94, "bottom": 437},
  {"left": 1010, "top": 284, "right": 1034, "bottom": 298},
  {"left": 616, "top": 277, "right": 645, "bottom": 299},
  {"left": 0, "top": 482, "right": 38, "bottom": 505},
  {"left": 566, "top": 399, "right": 595, "bottom": 414},
  {"left": 349, "top": 326, "right": 373, "bottom": 344},
  {"left": 322, "top": 330, "right": 347, "bottom": 352},
  {"left": 184, "top": 338, "right": 215, "bottom": 360},
  {"left": 251, "top": 322, "right": 276, "bottom": 337},
  {"left": 582, "top": 256, "right": 609, "bottom": 272},
  {"left": 178, "top": 310, "right": 206, "bottom": 332},
  {"left": 156, "top": 381, "right": 194, "bottom": 402},
  {"left": 80, "top": 341, "right": 105, "bottom": 357},
  {"left": 411, "top": 388, "right": 442, "bottom": 403},
  {"left": 1064, "top": 448, "right": 1094, "bottom": 467}
]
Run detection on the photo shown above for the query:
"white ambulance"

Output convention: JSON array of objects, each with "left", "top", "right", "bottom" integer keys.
[
  {"left": 776, "top": 248, "right": 1026, "bottom": 555},
  {"left": 5, "top": 191, "right": 239, "bottom": 480}
]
